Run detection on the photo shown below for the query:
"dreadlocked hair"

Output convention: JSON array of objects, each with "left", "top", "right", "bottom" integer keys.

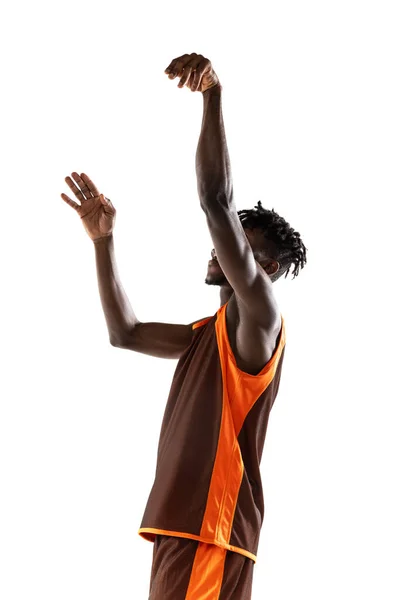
[{"left": 237, "top": 201, "right": 308, "bottom": 281}]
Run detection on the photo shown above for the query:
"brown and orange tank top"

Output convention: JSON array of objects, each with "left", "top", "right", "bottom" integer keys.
[{"left": 138, "top": 300, "right": 286, "bottom": 563}]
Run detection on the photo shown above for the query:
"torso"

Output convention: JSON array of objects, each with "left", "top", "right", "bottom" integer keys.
[{"left": 225, "top": 294, "right": 282, "bottom": 376}]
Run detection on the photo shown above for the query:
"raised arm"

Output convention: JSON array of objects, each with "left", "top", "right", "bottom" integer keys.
[
  {"left": 165, "top": 53, "right": 280, "bottom": 328},
  {"left": 61, "top": 171, "right": 196, "bottom": 358},
  {"left": 93, "top": 234, "right": 140, "bottom": 345},
  {"left": 94, "top": 235, "right": 196, "bottom": 357}
]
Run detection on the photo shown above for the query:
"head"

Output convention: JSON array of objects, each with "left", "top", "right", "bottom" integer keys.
[{"left": 205, "top": 201, "right": 308, "bottom": 287}]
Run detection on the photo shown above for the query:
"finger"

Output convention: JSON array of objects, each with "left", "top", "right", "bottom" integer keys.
[
  {"left": 190, "top": 67, "right": 204, "bottom": 91},
  {"left": 81, "top": 173, "right": 100, "bottom": 196},
  {"left": 100, "top": 194, "right": 112, "bottom": 206},
  {"left": 65, "top": 176, "right": 86, "bottom": 203},
  {"left": 61, "top": 192, "right": 80, "bottom": 211},
  {"left": 165, "top": 57, "right": 181, "bottom": 76},
  {"left": 180, "top": 55, "right": 204, "bottom": 89},
  {"left": 178, "top": 65, "right": 194, "bottom": 88},
  {"left": 165, "top": 53, "right": 191, "bottom": 78},
  {"left": 188, "top": 71, "right": 196, "bottom": 90},
  {"left": 71, "top": 172, "right": 94, "bottom": 199},
  {"left": 191, "top": 59, "right": 211, "bottom": 91}
]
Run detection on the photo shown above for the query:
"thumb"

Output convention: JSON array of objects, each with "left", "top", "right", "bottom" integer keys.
[{"left": 100, "top": 194, "right": 115, "bottom": 213}]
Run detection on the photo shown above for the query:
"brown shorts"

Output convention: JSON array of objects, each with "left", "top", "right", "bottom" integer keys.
[{"left": 148, "top": 534, "right": 255, "bottom": 599}]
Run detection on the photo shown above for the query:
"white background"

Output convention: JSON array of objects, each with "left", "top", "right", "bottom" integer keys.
[{"left": 1, "top": 0, "right": 399, "bottom": 598}]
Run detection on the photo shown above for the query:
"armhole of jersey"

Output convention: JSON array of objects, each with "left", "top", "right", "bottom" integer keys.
[
  {"left": 192, "top": 317, "right": 213, "bottom": 330},
  {"left": 216, "top": 302, "right": 286, "bottom": 381}
]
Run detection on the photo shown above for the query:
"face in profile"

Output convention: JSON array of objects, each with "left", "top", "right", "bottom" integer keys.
[
  {"left": 205, "top": 249, "right": 229, "bottom": 287},
  {"left": 204, "top": 228, "right": 262, "bottom": 288},
  {"left": 204, "top": 227, "right": 278, "bottom": 287}
]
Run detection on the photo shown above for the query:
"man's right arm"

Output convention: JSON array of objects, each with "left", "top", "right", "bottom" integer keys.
[{"left": 94, "top": 235, "right": 194, "bottom": 359}]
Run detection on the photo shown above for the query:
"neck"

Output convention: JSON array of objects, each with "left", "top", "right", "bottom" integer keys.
[{"left": 219, "top": 286, "right": 234, "bottom": 307}]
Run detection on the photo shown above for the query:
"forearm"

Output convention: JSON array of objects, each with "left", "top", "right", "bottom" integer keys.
[
  {"left": 93, "top": 235, "right": 139, "bottom": 344},
  {"left": 195, "top": 85, "right": 234, "bottom": 206}
]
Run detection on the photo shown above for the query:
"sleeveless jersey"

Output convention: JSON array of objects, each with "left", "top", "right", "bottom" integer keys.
[{"left": 138, "top": 300, "right": 286, "bottom": 563}]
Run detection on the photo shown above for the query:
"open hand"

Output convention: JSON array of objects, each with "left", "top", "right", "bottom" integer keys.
[
  {"left": 164, "top": 53, "right": 221, "bottom": 93},
  {"left": 61, "top": 172, "right": 116, "bottom": 242}
]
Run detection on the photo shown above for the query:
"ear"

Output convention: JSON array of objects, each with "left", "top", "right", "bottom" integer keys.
[{"left": 261, "top": 260, "right": 280, "bottom": 276}]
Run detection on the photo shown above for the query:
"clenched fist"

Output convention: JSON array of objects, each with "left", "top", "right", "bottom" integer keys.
[{"left": 164, "top": 53, "right": 221, "bottom": 93}]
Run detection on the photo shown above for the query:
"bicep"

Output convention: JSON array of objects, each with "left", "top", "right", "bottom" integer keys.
[
  {"left": 203, "top": 202, "right": 279, "bottom": 326},
  {"left": 203, "top": 201, "right": 259, "bottom": 291}
]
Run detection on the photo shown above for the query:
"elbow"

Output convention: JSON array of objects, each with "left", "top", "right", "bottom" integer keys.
[{"left": 200, "top": 190, "right": 234, "bottom": 212}]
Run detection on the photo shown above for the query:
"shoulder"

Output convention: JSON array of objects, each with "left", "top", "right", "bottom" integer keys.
[{"left": 226, "top": 294, "right": 282, "bottom": 375}]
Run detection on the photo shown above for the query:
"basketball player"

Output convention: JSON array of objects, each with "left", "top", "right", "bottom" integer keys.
[{"left": 61, "top": 53, "right": 307, "bottom": 599}]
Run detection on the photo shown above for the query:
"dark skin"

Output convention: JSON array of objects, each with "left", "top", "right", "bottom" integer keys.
[
  {"left": 61, "top": 53, "right": 282, "bottom": 375},
  {"left": 204, "top": 228, "right": 281, "bottom": 375},
  {"left": 167, "top": 52, "right": 282, "bottom": 374}
]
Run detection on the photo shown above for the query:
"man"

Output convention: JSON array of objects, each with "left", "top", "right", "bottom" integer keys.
[{"left": 61, "top": 53, "right": 307, "bottom": 599}]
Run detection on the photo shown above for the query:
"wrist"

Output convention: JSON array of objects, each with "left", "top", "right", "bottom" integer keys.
[
  {"left": 93, "top": 234, "right": 113, "bottom": 245},
  {"left": 202, "top": 83, "right": 222, "bottom": 96}
]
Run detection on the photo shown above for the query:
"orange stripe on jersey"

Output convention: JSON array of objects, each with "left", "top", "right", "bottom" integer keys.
[
  {"left": 200, "top": 302, "right": 286, "bottom": 548},
  {"left": 192, "top": 317, "right": 213, "bottom": 330}
]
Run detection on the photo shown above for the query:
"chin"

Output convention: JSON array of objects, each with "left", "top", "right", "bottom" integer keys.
[{"left": 205, "top": 274, "right": 227, "bottom": 286}]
